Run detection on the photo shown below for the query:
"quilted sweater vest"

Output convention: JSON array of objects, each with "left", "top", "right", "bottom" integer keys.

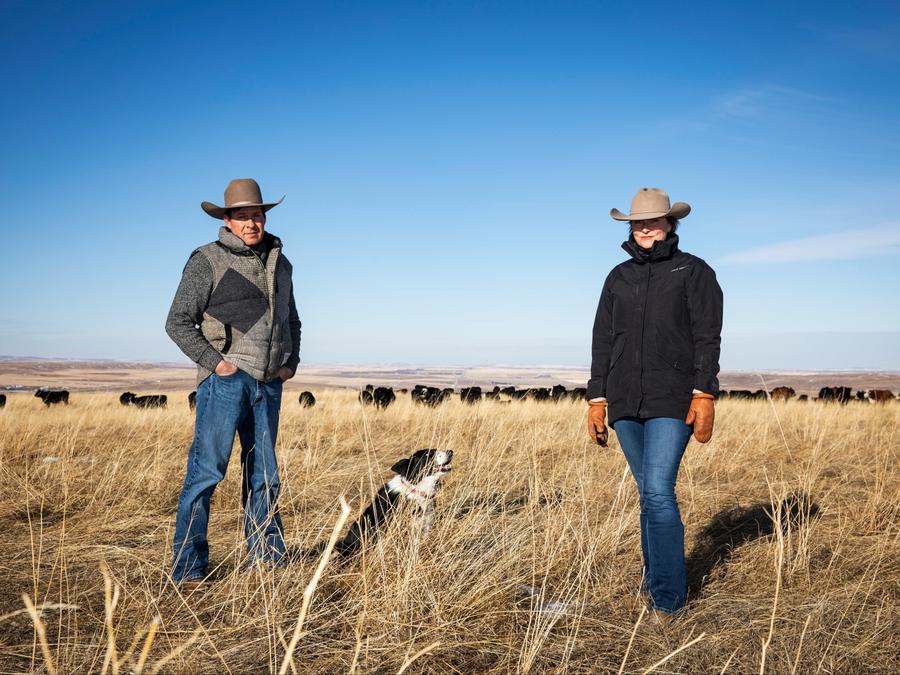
[{"left": 196, "top": 227, "right": 294, "bottom": 385}]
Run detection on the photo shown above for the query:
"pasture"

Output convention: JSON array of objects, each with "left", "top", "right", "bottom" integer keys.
[{"left": 0, "top": 390, "right": 897, "bottom": 673}]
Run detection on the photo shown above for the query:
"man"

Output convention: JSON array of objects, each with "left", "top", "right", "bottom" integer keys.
[{"left": 166, "top": 178, "right": 301, "bottom": 583}]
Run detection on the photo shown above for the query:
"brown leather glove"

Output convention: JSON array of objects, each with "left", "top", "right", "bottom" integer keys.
[
  {"left": 587, "top": 400, "right": 608, "bottom": 446},
  {"left": 685, "top": 392, "right": 715, "bottom": 443}
]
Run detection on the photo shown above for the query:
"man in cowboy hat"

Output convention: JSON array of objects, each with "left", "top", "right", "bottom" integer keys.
[{"left": 165, "top": 178, "right": 301, "bottom": 584}]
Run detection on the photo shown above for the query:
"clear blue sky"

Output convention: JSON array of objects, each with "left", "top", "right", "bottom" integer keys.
[{"left": 2, "top": 0, "right": 899, "bottom": 370}]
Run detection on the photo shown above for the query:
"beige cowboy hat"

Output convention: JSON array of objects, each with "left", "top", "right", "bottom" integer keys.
[
  {"left": 610, "top": 187, "right": 690, "bottom": 221},
  {"left": 201, "top": 178, "right": 284, "bottom": 219}
]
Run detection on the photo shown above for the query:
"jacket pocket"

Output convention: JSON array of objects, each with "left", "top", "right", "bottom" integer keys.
[
  {"left": 609, "top": 339, "right": 626, "bottom": 372},
  {"left": 655, "top": 331, "right": 690, "bottom": 372}
]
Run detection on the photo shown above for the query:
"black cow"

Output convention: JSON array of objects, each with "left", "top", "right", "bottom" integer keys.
[
  {"left": 0, "top": 394, "right": 6, "bottom": 408},
  {"left": 120, "top": 392, "right": 168, "bottom": 408},
  {"left": 359, "top": 390, "right": 374, "bottom": 405},
  {"left": 528, "top": 388, "right": 551, "bottom": 402},
  {"left": 298, "top": 391, "right": 317, "bottom": 408},
  {"left": 188, "top": 391, "right": 197, "bottom": 410},
  {"left": 769, "top": 386, "right": 796, "bottom": 401},
  {"left": 817, "top": 386, "right": 852, "bottom": 404},
  {"left": 373, "top": 387, "right": 396, "bottom": 409},
  {"left": 798, "top": 394, "right": 809, "bottom": 401},
  {"left": 460, "top": 386, "right": 482, "bottom": 404},
  {"left": 568, "top": 387, "right": 587, "bottom": 401},
  {"left": 551, "top": 385, "right": 568, "bottom": 402},
  {"left": 35, "top": 390, "right": 70, "bottom": 406},
  {"left": 411, "top": 384, "right": 446, "bottom": 407},
  {"left": 485, "top": 386, "right": 501, "bottom": 401}
]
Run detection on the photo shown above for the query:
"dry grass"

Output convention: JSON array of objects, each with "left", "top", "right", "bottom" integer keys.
[{"left": 0, "top": 391, "right": 898, "bottom": 673}]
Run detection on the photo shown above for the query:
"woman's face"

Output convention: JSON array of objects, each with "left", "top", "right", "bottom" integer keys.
[{"left": 630, "top": 217, "right": 671, "bottom": 249}]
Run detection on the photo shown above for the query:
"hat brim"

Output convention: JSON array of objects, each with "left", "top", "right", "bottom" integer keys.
[
  {"left": 610, "top": 201, "right": 691, "bottom": 222},
  {"left": 201, "top": 195, "right": 284, "bottom": 220}
]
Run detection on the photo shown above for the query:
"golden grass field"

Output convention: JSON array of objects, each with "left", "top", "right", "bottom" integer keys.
[{"left": 1, "top": 390, "right": 897, "bottom": 673}]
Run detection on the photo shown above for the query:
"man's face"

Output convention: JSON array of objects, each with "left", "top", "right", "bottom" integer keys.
[{"left": 224, "top": 206, "right": 266, "bottom": 246}]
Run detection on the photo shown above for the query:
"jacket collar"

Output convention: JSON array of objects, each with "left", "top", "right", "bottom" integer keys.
[
  {"left": 621, "top": 233, "right": 679, "bottom": 264},
  {"left": 217, "top": 226, "right": 282, "bottom": 254}
]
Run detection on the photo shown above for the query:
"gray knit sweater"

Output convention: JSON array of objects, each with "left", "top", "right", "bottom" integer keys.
[{"left": 166, "top": 230, "right": 301, "bottom": 379}]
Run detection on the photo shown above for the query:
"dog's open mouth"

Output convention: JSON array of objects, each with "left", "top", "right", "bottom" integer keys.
[{"left": 436, "top": 464, "right": 453, "bottom": 473}]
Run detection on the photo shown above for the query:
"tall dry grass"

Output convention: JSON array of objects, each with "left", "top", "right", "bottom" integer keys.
[{"left": 0, "top": 390, "right": 897, "bottom": 673}]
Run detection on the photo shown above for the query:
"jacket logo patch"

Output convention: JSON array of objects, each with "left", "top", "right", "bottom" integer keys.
[{"left": 670, "top": 264, "right": 691, "bottom": 272}]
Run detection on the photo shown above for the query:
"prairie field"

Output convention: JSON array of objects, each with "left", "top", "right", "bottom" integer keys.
[{"left": 0, "top": 391, "right": 897, "bottom": 673}]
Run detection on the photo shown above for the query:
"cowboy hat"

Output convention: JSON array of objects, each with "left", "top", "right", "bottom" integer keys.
[
  {"left": 610, "top": 187, "right": 690, "bottom": 222},
  {"left": 201, "top": 178, "right": 284, "bottom": 219}
]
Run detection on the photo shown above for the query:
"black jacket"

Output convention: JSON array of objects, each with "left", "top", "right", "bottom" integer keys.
[{"left": 587, "top": 233, "right": 723, "bottom": 426}]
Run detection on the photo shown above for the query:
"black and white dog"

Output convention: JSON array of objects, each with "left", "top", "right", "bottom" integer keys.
[{"left": 327, "top": 448, "right": 454, "bottom": 557}]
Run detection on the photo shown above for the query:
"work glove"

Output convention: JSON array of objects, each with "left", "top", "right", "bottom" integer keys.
[
  {"left": 587, "top": 400, "right": 608, "bottom": 446},
  {"left": 685, "top": 392, "right": 715, "bottom": 443}
]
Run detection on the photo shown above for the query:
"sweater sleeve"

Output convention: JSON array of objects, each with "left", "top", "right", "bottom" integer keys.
[
  {"left": 165, "top": 251, "right": 222, "bottom": 373},
  {"left": 586, "top": 272, "right": 615, "bottom": 400},
  {"left": 686, "top": 260, "right": 723, "bottom": 395},
  {"left": 284, "top": 286, "right": 302, "bottom": 372}
]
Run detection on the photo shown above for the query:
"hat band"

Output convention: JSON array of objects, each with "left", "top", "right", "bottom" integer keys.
[{"left": 227, "top": 200, "right": 262, "bottom": 207}]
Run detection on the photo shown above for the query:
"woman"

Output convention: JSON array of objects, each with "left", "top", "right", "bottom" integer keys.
[{"left": 586, "top": 187, "right": 723, "bottom": 619}]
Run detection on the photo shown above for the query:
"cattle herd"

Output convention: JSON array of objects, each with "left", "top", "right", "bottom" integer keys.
[{"left": 0, "top": 385, "right": 893, "bottom": 411}]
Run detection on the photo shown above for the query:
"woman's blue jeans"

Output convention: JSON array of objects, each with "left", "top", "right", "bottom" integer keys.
[
  {"left": 613, "top": 416, "right": 693, "bottom": 613},
  {"left": 172, "top": 370, "right": 286, "bottom": 582}
]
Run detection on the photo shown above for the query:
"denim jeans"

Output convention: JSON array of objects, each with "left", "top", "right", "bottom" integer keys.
[
  {"left": 613, "top": 416, "right": 693, "bottom": 613},
  {"left": 172, "top": 370, "right": 286, "bottom": 582}
]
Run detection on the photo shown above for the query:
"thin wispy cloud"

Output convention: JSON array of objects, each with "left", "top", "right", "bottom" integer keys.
[
  {"left": 711, "top": 84, "right": 832, "bottom": 122},
  {"left": 717, "top": 224, "right": 900, "bottom": 264}
]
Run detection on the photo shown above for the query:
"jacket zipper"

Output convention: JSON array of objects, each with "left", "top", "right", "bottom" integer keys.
[
  {"left": 251, "top": 249, "right": 278, "bottom": 379},
  {"left": 637, "top": 261, "right": 651, "bottom": 415}
]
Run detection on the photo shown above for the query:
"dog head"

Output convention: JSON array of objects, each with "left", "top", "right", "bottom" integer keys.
[{"left": 390, "top": 448, "right": 453, "bottom": 485}]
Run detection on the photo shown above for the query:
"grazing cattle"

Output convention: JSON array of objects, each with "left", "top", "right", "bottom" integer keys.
[
  {"left": 460, "top": 386, "right": 482, "bottom": 404},
  {"left": 769, "top": 386, "right": 796, "bottom": 401},
  {"left": 865, "top": 389, "right": 895, "bottom": 403},
  {"left": 568, "top": 387, "right": 587, "bottom": 401},
  {"left": 373, "top": 387, "right": 396, "bottom": 409},
  {"left": 485, "top": 387, "right": 501, "bottom": 401},
  {"left": 855, "top": 390, "right": 867, "bottom": 401},
  {"left": 500, "top": 386, "right": 516, "bottom": 397},
  {"left": 359, "top": 390, "right": 374, "bottom": 405},
  {"left": 798, "top": 394, "right": 808, "bottom": 401},
  {"left": 35, "top": 390, "right": 70, "bottom": 406},
  {"left": 725, "top": 390, "right": 753, "bottom": 400},
  {"left": 411, "top": 384, "right": 446, "bottom": 407},
  {"left": 818, "top": 386, "right": 852, "bottom": 404},
  {"left": 0, "top": 394, "right": 6, "bottom": 408},
  {"left": 528, "top": 388, "right": 551, "bottom": 402},
  {"left": 188, "top": 391, "right": 197, "bottom": 410},
  {"left": 120, "top": 392, "right": 168, "bottom": 408},
  {"left": 298, "top": 391, "right": 317, "bottom": 408},
  {"left": 551, "top": 385, "right": 568, "bottom": 402}
]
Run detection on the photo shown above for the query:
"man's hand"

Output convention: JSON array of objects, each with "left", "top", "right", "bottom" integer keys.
[
  {"left": 276, "top": 366, "right": 295, "bottom": 382},
  {"left": 685, "top": 392, "right": 715, "bottom": 443},
  {"left": 587, "top": 400, "right": 608, "bottom": 446},
  {"left": 214, "top": 360, "right": 239, "bottom": 377}
]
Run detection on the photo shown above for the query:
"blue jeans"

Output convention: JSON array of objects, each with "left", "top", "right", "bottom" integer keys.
[
  {"left": 613, "top": 417, "right": 692, "bottom": 613},
  {"left": 172, "top": 370, "right": 286, "bottom": 582}
]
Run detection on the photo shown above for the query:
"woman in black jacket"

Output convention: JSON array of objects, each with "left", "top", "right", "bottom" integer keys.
[{"left": 586, "top": 187, "right": 723, "bottom": 619}]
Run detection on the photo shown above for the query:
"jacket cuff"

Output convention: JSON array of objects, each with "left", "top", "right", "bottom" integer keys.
[
  {"left": 197, "top": 346, "right": 222, "bottom": 373},
  {"left": 586, "top": 379, "right": 605, "bottom": 401},
  {"left": 589, "top": 397, "right": 606, "bottom": 404}
]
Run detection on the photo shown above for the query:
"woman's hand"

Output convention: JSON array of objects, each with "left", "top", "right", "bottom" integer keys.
[
  {"left": 587, "top": 400, "right": 608, "bottom": 446},
  {"left": 214, "top": 360, "right": 239, "bottom": 377},
  {"left": 685, "top": 392, "right": 715, "bottom": 443}
]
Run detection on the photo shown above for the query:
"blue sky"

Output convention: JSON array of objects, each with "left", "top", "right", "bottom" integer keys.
[{"left": 2, "top": 0, "right": 899, "bottom": 370}]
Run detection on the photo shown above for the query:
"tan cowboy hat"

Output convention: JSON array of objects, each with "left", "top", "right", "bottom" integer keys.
[
  {"left": 610, "top": 187, "right": 690, "bottom": 222},
  {"left": 201, "top": 178, "right": 284, "bottom": 219}
]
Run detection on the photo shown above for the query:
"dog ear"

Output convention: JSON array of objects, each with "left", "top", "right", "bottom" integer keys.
[{"left": 390, "top": 458, "right": 411, "bottom": 476}]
